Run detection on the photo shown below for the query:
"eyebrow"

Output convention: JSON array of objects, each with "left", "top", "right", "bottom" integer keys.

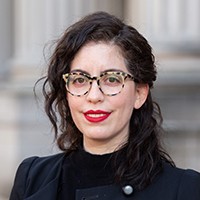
[
  {"left": 70, "top": 68, "right": 125, "bottom": 75},
  {"left": 70, "top": 69, "right": 90, "bottom": 75},
  {"left": 102, "top": 69, "right": 125, "bottom": 73}
]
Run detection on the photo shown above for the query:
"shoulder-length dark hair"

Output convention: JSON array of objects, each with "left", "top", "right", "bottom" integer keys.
[{"left": 40, "top": 11, "right": 174, "bottom": 190}]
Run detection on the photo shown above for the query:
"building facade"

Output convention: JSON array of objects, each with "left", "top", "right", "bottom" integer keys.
[{"left": 0, "top": 0, "right": 200, "bottom": 199}]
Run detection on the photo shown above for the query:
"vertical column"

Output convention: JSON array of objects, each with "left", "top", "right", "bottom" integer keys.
[
  {"left": 185, "top": 0, "right": 200, "bottom": 41},
  {"left": 167, "top": 0, "right": 183, "bottom": 37},
  {"left": 123, "top": 0, "right": 143, "bottom": 29},
  {"left": 0, "top": 0, "right": 12, "bottom": 79},
  {"left": 11, "top": 0, "right": 45, "bottom": 82},
  {"left": 124, "top": 0, "right": 200, "bottom": 46},
  {"left": 147, "top": 0, "right": 169, "bottom": 40},
  {"left": 0, "top": 0, "right": 19, "bottom": 197}
]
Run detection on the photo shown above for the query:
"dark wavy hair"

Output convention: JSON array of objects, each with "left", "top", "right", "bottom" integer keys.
[{"left": 40, "top": 11, "right": 174, "bottom": 190}]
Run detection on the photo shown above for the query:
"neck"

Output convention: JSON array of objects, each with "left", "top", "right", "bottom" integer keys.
[{"left": 83, "top": 138, "right": 127, "bottom": 155}]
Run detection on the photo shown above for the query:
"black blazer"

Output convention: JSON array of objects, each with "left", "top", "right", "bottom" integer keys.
[{"left": 10, "top": 153, "right": 200, "bottom": 200}]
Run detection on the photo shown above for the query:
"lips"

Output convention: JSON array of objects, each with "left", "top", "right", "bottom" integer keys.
[{"left": 84, "top": 110, "right": 111, "bottom": 123}]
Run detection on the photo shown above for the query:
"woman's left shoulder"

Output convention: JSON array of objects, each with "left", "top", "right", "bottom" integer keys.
[
  {"left": 163, "top": 162, "right": 200, "bottom": 182},
  {"left": 162, "top": 163, "right": 200, "bottom": 199},
  {"left": 180, "top": 167, "right": 200, "bottom": 183}
]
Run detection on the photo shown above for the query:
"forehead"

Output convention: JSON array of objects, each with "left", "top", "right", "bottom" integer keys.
[{"left": 70, "top": 42, "right": 128, "bottom": 74}]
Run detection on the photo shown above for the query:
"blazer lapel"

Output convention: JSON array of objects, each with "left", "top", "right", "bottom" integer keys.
[{"left": 24, "top": 178, "right": 59, "bottom": 200}]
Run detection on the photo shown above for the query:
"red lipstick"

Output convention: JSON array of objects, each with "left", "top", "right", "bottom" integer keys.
[{"left": 84, "top": 110, "right": 111, "bottom": 123}]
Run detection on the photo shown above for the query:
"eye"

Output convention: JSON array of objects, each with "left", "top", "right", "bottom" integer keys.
[
  {"left": 102, "top": 74, "right": 123, "bottom": 86},
  {"left": 70, "top": 75, "right": 88, "bottom": 87},
  {"left": 74, "top": 77, "right": 85, "bottom": 84},
  {"left": 107, "top": 76, "right": 120, "bottom": 83}
]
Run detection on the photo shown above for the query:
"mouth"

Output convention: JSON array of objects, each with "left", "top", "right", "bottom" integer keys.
[{"left": 84, "top": 110, "right": 111, "bottom": 123}]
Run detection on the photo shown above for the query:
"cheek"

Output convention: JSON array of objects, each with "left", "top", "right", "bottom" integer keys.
[
  {"left": 118, "top": 87, "right": 137, "bottom": 107},
  {"left": 112, "top": 91, "right": 136, "bottom": 113},
  {"left": 67, "top": 96, "right": 81, "bottom": 114}
]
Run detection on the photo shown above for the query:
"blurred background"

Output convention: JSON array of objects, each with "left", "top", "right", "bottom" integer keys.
[{"left": 0, "top": 0, "right": 200, "bottom": 199}]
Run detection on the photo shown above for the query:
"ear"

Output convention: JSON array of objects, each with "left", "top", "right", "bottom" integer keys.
[{"left": 134, "top": 84, "right": 149, "bottom": 109}]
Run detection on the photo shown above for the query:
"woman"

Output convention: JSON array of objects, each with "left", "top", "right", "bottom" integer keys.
[{"left": 10, "top": 11, "right": 200, "bottom": 200}]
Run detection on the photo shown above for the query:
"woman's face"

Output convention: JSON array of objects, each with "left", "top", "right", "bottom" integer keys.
[{"left": 67, "top": 42, "right": 148, "bottom": 154}]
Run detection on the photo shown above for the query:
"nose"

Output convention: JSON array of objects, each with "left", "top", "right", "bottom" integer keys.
[{"left": 86, "top": 80, "right": 104, "bottom": 103}]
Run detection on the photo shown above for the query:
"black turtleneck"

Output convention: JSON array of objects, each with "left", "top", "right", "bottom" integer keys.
[{"left": 58, "top": 147, "right": 119, "bottom": 199}]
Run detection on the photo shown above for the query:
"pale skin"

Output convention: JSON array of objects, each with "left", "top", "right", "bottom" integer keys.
[{"left": 67, "top": 42, "right": 149, "bottom": 155}]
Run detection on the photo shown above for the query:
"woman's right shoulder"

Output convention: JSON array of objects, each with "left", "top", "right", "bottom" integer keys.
[
  {"left": 22, "top": 153, "right": 66, "bottom": 166},
  {"left": 10, "top": 153, "right": 66, "bottom": 199},
  {"left": 19, "top": 152, "right": 66, "bottom": 176}
]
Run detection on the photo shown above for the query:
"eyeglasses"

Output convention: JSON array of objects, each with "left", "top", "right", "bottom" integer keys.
[{"left": 62, "top": 71, "right": 134, "bottom": 97}]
